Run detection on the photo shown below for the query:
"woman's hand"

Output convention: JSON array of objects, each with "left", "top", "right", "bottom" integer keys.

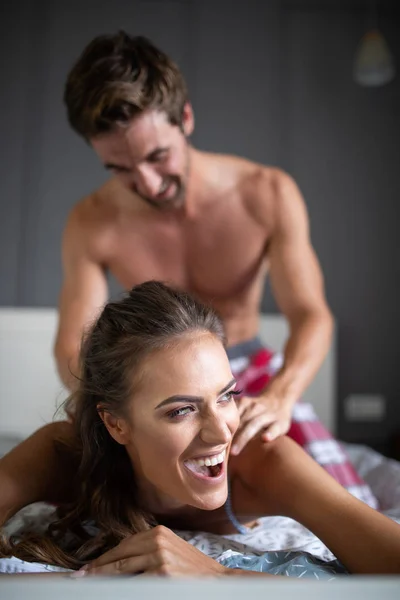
[{"left": 77, "top": 526, "right": 227, "bottom": 577}]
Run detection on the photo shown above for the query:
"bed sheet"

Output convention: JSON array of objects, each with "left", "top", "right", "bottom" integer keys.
[{"left": 1, "top": 443, "right": 400, "bottom": 575}]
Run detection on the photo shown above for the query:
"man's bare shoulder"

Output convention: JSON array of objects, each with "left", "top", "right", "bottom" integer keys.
[
  {"left": 200, "top": 152, "right": 301, "bottom": 234},
  {"left": 240, "top": 165, "right": 299, "bottom": 230},
  {"left": 203, "top": 152, "right": 269, "bottom": 195},
  {"left": 66, "top": 179, "right": 141, "bottom": 243},
  {"left": 61, "top": 181, "right": 132, "bottom": 265},
  {"left": 68, "top": 180, "right": 123, "bottom": 227},
  {"left": 209, "top": 153, "right": 290, "bottom": 196}
]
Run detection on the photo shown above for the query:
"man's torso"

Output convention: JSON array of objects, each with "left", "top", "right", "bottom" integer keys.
[{"left": 75, "top": 153, "right": 279, "bottom": 346}]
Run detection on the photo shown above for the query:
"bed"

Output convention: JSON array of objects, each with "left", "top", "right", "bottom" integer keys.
[{"left": 1, "top": 308, "right": 399, "bottom": 590}]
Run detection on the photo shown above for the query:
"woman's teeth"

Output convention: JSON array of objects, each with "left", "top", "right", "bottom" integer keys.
[{"left": 189, "top": 450, "right": 225, "bottom": 468}]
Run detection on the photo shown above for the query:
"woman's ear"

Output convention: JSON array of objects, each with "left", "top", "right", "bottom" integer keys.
[{"left": 97, "top": 407, "right": 131, "bottom": 445}]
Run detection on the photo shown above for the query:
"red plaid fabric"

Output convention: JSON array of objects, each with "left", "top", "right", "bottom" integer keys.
[{"left": 230, "top": 347, "right": 379, "bottom": 509}]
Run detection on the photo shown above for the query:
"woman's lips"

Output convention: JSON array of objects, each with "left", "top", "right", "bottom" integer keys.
[{"left": 183, "top": 458, "right": 226, "bottom": 484}]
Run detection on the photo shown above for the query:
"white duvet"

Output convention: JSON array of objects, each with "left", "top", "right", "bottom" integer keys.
[{"left": 1, "top": 443, "right": 400, "bottom": 574}]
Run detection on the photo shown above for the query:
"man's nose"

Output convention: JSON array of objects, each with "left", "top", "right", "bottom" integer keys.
[{"left": 136, "top": 166, "right": 162, "bottom": 197}]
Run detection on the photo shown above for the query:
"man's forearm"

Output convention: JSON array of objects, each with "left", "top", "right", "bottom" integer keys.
[
  {"left": 270, "top": 309, "right": 333, "bottom": 405},
  {"left": 54, "top": 345, "right": 80, "bottom": 392},
  {"left": 0, "top": 422, "right": 76, "bottom": 527}
]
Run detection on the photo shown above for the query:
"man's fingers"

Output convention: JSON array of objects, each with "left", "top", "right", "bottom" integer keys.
[
  {"left": 235, "top": 406, "right": 274, "bottom": 435},
  {"left": 237, "top": 401, "right": 268, "bottom": 424},
  {"left": 231, "top": 414, "right": 274, "bottom": 455},
  {"left": 234, "top": 394, "right": 292, "bottom": 452},
  {"left": 236, "top": 398, "right": 252, "bottom": 417},
  {"left": 262, "top": 420, "right": 290, "bottom": 442}
]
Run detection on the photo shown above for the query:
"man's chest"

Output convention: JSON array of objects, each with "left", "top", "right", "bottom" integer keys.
[{"left": 105, "top": 208, "right": 268, "bottom": 299}]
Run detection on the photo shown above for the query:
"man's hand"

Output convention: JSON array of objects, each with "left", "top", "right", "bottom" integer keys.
[
  {"left": 230, "top": 391, "right": 293, "bottom": 455},
  {"left": 74, "top": 526, "right": 227, "bottom": 578}
]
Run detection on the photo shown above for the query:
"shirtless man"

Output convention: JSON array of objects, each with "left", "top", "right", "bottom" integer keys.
[
  {"left": 55, "top": 32, "right": 333, "bottom": 453},
  {"left": 0, "top": 33, "right": 379, "bottom": 528}
]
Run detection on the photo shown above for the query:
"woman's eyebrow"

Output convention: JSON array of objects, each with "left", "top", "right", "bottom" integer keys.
[{"left": 155, "top": 378, "right": 237, "bottom": 410}]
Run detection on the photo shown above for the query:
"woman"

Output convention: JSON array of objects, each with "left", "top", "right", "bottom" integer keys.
[{"left": 1, "top": 281, "right": 400, "bottom": 577}]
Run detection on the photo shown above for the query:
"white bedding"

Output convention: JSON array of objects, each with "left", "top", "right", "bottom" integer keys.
[{"left": 1, "top": 443, "right": 400, "bottom": 575}]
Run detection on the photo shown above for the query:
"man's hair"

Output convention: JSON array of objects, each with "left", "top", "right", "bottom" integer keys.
[{"left": 64, "top": 31, "right": 189, "bottom": 139}]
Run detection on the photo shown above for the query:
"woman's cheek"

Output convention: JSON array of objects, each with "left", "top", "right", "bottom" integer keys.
[{"left": 150, "top": 426, "right": 189, "bottom": 458}]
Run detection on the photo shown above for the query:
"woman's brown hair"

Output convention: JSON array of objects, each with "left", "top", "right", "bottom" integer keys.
[{"left": 0, "top": 281, "right": 224, "bottom": 569}]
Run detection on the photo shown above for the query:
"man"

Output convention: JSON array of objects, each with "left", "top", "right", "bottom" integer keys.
[
  {"left": 0, "top": 32, "right": 376, "bottom": 525},
  {"left": 56, "top": 32, "right": 333, "bottom": 448}
]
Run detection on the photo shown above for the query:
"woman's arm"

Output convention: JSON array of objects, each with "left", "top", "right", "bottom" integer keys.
[
  {"left": 72, "top": 525, "right": 278, "bottom": 578},
  {"left": 289, "top": 468, "right": 400, "bottom": 574},
  {"left": 0, "top": 421, "right": 77, "bottom": 527},
  {"left": 231, "top": 435, "right": 400, "bottom": 575}
]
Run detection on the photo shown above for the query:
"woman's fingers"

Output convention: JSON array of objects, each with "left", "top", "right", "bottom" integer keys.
[
  {"left": 86, "top": 553, "right": 157, "bottom": 576},
  {"left": 87, "top": 526, "right": 171, "bottom": 570},
  {"left": 71, "top": 526, "right": 226, "bottom": 578}
]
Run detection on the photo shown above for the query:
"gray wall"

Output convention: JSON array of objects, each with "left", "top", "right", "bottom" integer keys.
[{"left": 1, "top": 0, "right": 399, "bottom": 445}]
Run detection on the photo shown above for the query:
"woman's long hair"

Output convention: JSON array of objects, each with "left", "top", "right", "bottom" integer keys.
[{"left": 0, "top": 281, "right": 225, "bottom": 569}]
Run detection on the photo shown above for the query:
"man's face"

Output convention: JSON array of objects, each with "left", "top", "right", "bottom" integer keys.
[{"left": 91, "top": 108, "right": 193, "bottom": 210}]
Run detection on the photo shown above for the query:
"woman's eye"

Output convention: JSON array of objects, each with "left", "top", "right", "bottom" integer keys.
[
  {"left": 220, "top": 390, "right": 242, "bottom": 403},
  {"left": 168, "top": 406, "right": 194, "bottom": 419}
]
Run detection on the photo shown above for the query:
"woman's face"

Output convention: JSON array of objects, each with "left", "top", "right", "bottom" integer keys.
[{"left": 117, "top": 332, "right": 240, "bottom": 514}]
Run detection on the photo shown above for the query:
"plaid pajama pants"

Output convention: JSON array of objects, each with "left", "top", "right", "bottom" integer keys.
[{"left": 228, "top": 339, "right": 378, "bottom": 509}]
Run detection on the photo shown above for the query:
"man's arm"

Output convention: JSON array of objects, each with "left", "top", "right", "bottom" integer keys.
[
  {"left": 232, "top": 169, "right": 333, "bottom": 453},
  {"left": 54, "top": 205, "right": 109, "bottom": 391},
  {"left": 266, "top": 170, "right": 333, "bottom": 412}
]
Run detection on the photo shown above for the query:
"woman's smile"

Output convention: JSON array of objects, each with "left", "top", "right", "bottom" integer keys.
[{"left": 184, "top": 448, "right": 227, "bottom": 483}]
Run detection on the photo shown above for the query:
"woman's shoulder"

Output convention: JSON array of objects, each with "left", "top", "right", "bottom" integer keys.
[{"left": 228, "top": 436, "right": 304, "bottom": 519}]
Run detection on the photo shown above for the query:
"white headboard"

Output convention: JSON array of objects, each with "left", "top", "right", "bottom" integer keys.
[
  {"left": 0, "top": 309, "right": 335, "bottom": 439},
  {"left": 0, "top": 309, "right": 68, "bottom": 439}
]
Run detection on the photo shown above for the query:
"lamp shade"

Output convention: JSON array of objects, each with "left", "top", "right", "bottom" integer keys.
[{"left": 353, "top": 29, "right": 395, "bottom": 86}]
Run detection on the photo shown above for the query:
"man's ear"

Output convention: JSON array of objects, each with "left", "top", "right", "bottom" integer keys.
[
  {"left": 182, "top": 102, "right": 194, "bottom": 137},
  {"left": 97, "top": 406, "right": 131, "bottom": 445}
]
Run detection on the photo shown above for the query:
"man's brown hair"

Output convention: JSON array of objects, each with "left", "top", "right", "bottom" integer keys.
[{"left": 64, "top": 31, "right": 188, "bottom": 139}]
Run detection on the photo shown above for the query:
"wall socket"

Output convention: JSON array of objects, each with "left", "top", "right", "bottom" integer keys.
[{"left": 344, "top": 394, "right": 386, "bottom": 422}]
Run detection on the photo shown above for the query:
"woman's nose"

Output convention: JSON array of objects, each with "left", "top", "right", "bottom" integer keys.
[{"left": 199, "top": 411, "right": 231, "bottom": 446}]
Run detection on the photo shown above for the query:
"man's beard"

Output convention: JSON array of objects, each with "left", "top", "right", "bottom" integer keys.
[
  {"left": 138, "top": 144, "right": 191, "bottom": 211},
  {"left": 139, "top": 175, "right": 186, "bottom": 210}
]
